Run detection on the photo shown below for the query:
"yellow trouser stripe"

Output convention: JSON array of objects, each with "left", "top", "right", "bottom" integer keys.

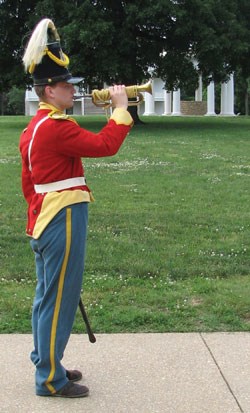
[{"left": 45, "top": 208, "right": 72, "bottom": 393}]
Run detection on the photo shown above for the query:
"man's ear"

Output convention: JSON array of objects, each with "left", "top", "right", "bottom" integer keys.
[{"left": 44, "top": 85, "right": 55, "bottom": 99}]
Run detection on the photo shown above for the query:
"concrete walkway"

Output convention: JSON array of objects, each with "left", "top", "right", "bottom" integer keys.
[{"left": 0, "top": 333, "right": 249, "bottom": 413}]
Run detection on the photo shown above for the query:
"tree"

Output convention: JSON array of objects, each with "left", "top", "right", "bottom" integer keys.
[
  {"left": 235, "top": 69, "right": 250, "bottom": 115},
  {"left": 59, "top": 0, "right": 176, "bottom": 123},
  {"left": 0, "top": 0, "right": 35, "bottom": 92},
  {"left": 58, "top": 0, "right": 250, "bottom": 115},
  {"left": 158, "top": 0, "right": 250, "bottom": 115},
  {"left": 7, "top": 86, "right": 25, "bottom": 115},
  {"left": 231, "top": 0, "right": 250, "bottom": 114},
  {"left": 1, "top": 0, "right": 250, "bottom": 115},
  {"left": 157, "top": 1, "right": 248, "bottom": 87},
  {"left": 0, "top": 0, "right": 35, "bottom": 113}
]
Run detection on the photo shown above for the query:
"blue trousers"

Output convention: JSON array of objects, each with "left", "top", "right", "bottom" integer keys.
[{"left": 30, "top": 203, "right": 88, "bottom": 395}]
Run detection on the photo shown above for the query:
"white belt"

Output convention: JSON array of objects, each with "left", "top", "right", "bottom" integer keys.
[{"left": 34, "top": 177, "right": 86, "bottom": 193}]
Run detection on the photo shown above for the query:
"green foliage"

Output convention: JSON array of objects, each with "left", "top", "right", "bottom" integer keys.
[
  {"left": 6, "top": 87, "right": 25, "bottom": 115},
  {"left": 0, "top": 0, "right": 34, "bottom": 92},
  {"left": 0, "top": 0, "right": 250, "bottom": 112},
  {"left": 235, "top": 69, "right": 250, "bottom": 115},
  {"left": 0, "top": 115, "right": 250, "bottom": 333},
  {"left": 60, "top": 0, "right": 248, "bottom": 89}
]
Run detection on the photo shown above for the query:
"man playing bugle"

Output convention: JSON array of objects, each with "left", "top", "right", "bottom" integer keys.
[{"left": 19, "top": 18, "right": 133, "bottom": 398}]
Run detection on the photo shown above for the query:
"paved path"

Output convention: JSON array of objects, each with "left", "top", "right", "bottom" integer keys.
[{"left": 0, "top": 333, "right": 249, "bottom": 412}]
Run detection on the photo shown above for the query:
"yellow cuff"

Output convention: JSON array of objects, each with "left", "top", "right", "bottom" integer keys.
[{"left": 110, "top": 108, "right": 133, "bottom": 126}]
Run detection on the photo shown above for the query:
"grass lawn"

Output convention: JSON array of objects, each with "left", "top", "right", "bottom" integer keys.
[{"left": 0, "top": 115, "right": 250, "bottom": 333}]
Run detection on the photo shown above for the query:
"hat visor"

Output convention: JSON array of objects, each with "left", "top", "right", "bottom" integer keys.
[{"left": 66, "top": 76, "right": 84, "bottom": 85}]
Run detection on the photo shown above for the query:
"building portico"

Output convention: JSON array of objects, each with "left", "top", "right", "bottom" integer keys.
[
  {"left": 25, "top": 75, "right": 235, "bottom": 117},
  {"left": 140, "top": 74, "right": 235, "bottom": 117}
]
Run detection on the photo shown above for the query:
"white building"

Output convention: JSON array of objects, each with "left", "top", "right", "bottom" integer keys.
[{"left": 25, "top": 74, "right": 235, "bottom": 117}]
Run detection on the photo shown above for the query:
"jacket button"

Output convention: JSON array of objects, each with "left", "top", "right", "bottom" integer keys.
[{"left": 33, "top": 209, "right": 37, "bottom": 215}]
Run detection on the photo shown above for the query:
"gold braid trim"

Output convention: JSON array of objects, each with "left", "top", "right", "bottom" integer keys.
[
  {"left": 45, "top": 48, "right": 69, "bottom": 67},
  {"left": 39, "top": 102, "right": 77, "bottom": 124},
  {"left": 28, "top": 48, "right": 69, "bottom": 74}
]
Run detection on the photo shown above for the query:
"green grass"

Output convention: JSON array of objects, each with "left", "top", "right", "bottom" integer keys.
[{"left": 0, "top": 115, "right": 250, "bottom": 333}]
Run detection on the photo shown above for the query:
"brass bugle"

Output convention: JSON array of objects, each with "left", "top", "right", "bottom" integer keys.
[{"left": 74, "top": 81, "right": 152, "bottom": 108}]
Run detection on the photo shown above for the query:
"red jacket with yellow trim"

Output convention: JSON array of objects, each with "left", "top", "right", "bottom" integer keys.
[{"left": 19, "top": 105, "right": 133, "bottom": 238}]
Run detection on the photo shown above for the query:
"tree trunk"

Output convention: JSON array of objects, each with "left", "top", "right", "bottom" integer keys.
[
  {"left": 245, "top": 90, "right": 249, "bottom": 116},
  {"left": 127, "top": 99, "right": 145, "bottom": 125},
  {"left": 0, "top": 93, "right": 3, "bottom": 116}
]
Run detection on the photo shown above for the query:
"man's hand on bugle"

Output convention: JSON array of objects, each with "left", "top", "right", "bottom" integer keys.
[{"left": 109, "top": 85, "right": 128, "bottom": 110}]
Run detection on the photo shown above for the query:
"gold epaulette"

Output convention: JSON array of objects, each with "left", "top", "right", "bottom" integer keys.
[
  {"left": 110, "top": 108, "right": 133, "bottom": 126},
  {"left": 48, "top": 111, "right": 77, "bottom": 124}
]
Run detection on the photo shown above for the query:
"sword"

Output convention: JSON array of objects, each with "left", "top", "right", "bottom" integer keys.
[{"left": 79, "top": 297, "right": 96, "bottom": 343}]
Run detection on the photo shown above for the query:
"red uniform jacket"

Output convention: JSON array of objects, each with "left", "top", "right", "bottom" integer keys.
[{"left": 19, "top": 103, "right": 133, "bottom": 238}]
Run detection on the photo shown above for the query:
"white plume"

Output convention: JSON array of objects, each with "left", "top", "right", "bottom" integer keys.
[{"left": 23, "top": 18, "right": 60, "bottom": 72}]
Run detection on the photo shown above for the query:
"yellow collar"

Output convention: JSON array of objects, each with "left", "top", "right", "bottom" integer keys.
[
  {"left": 39, "top": 102, "right": 63, "bottom": 113},
  {"left": 39, "top": 101, "right": 77, "bottom": 124}
]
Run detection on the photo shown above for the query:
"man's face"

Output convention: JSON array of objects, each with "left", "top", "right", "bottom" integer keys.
[{"left": 46, "top": 82, "right": 76, "bottom": 110}]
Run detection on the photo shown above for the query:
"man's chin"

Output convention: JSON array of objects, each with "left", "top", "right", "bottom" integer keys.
[{"left": 65, "top": 101, "right": 74, "bottom": 110}]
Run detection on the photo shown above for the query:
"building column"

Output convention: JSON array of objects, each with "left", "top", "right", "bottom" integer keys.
[
  {"left": 81, "top": 98, "right": 85, "bottom": 115},
  {"left": 206, "top": 81, "right": 216, "bottom": 116},
  {"left": 163, "top": 90, "right": 172, "bottom": 115},
  {"left": 25, "top": 99, "right": 30, "bottom": 116},
  {"left": 226, "top": 74, "right": 235, "bottom": 115},
  {"left": 171, "top": 89, "right": 181, "bottom": 116},
  {"left": 143, "top": 89, "right": 155, "bottom": 115},
  {"left": 220, "top": 82, "right": 227, "bottom": 115},
  {"left": 220, "top": 74, "right": 235, "bottom": 116},
  {"left": 195, "top": 74, "right": 203, "bottom": 101}
]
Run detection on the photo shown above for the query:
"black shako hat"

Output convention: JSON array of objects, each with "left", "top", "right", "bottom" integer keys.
[
  {"left": 32, "top": 41, "right": 83, "bottom": 86},
  {"left": 23, "top": 18, "right": 83, "bottom": 86}
]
